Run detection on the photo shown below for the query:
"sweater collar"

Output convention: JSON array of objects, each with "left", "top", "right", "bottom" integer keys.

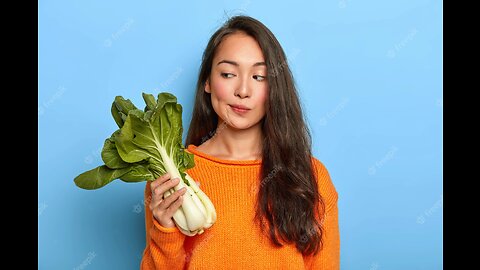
[{"left": 186, "top": 144, "right": 262, "bottom": 166}]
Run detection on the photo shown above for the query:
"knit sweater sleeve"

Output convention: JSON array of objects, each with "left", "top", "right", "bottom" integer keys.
[
  {"left": 140, "top": 182, "right": 187, "bottom": 270},
  {"left": 303, "top": 158, "right": 340, "bottom": 270}
]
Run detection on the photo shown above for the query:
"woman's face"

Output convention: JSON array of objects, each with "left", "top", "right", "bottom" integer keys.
[{"left": 205, "top": 31, "right": 269, "bottom": 130}]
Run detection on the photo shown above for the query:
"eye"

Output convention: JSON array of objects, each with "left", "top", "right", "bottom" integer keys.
[
  {"left": 221, "top": 73, "right": 235, "bottom": 78},
  {"left": 253, "top": 75, "right": 266, "bottom": 81}
]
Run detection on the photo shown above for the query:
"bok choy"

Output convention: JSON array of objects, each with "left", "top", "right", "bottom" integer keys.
[{"left": 74, "top": 92, "right": 216, "bottom": 236}]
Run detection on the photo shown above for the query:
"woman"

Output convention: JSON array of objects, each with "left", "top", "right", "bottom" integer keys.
[{"left": 141, "top": 15, "right": 339, "bottom": 269}]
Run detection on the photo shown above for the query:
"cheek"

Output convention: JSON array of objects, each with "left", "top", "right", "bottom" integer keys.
[
  {"left": 256, "top": 85, "right": 269, "bottom": 106},
  {"left": 210, "top": 79, "right": 231, "bottom": 101}
]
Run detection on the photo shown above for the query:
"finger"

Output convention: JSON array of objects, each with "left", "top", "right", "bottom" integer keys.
[
  {"left": 152, "top": 177, "right": 179, "bottom": 198},
  {"left": 165, "top": 195, "right": 185, "bottom": 217},
  {"left": 149, "top": 196, "right": 163, "bottom": 212},
  {"left": 151, "top": 173, "right": 171, "bottom": 191},
  {"left": 150, "top": 187, "right": 172, "bottom": 211},
  {"left": 160, "top": 177, "right": 182, "bottom": 194},
  {"left": 159, "top": 187, "right": 187, "bottom": 210},
  {"left": 150, "top": 188, "right": 174, "bottom": 212},
  {"left": 151, "top": 174, "right": 171, "bottom": 194}
]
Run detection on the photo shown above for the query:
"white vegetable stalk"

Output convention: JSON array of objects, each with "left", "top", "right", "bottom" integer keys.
[{"left": 159, "top": 147, "right": 217, "bottom": 236}]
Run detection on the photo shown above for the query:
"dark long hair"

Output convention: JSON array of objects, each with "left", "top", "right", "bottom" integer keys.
[{"left": 185, "top": 15, "right": 324, "bottom": 256}]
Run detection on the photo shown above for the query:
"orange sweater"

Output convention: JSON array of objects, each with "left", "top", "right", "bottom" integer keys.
[{"left": 141, "top": 144, "right": 340, "bottom": 269}]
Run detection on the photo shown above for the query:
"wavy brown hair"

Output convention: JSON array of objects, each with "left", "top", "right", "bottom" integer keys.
[{"left": 185, "top": 15, "right": 325, "bottom": 256}]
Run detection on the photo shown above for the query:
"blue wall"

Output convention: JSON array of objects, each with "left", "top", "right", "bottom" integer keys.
[{"left": 38, "top": 1, "right": 442, "bottom": 269}]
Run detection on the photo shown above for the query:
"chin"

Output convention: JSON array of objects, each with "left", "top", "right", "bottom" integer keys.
[{"left": 226, "top": 119, "right": 261, "bottom": 130}]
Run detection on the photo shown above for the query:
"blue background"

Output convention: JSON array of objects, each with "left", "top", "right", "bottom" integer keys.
[{"left": 38, "top": 0, "right": 442, "bottom": 269}]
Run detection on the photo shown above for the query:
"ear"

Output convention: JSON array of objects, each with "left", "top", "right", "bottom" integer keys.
[{"left": 205, "top": 79, "right": 211, "bottom": 93}]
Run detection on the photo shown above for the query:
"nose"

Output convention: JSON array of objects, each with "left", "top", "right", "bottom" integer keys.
[{"left": 234, "top": 76, "right": 250, "bottom": 99}]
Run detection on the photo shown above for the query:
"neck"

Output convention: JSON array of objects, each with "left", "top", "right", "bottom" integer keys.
[{"left": 205, "top": 120, "right": 263, "bottom": 160}]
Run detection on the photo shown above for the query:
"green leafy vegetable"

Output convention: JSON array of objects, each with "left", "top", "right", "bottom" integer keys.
[{"left": 74, "top": 92, "right": 216, "bottom": 235}]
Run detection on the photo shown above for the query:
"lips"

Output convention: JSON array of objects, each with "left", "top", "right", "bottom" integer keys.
[
  {"left": 230, "top": 104, "right": 250, "bottom": 110},
  {"left": 229, "top": 104, "right": 251, "bottom": 114}
]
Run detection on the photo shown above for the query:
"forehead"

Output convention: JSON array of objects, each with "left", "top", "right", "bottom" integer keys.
[{"left": 214, "top": 32, "right": 265, "bottom": 64}]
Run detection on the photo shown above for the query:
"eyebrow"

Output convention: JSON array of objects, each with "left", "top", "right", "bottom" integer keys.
[{"left": 217, "top": 59, "right": 266, "bottom": 67}]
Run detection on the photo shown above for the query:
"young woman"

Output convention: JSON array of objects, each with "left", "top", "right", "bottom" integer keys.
[{"left": 141, "top": 15, "right": 339, "bottom": 269}]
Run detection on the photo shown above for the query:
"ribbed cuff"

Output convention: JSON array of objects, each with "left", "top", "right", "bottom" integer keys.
[
  {"left": 152, "top": 218, "right": 180, "bottom": 233},
  {"left": 150, "top": 218, "right": 186, "bottom": 254}
]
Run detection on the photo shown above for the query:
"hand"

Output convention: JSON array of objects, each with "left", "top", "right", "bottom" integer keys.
[{"left": 149, "top": 173, "right": 187, "bottom": 228}]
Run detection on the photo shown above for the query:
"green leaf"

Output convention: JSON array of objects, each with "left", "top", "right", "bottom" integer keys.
[
  {"left": 111, "top": 96, "right": 138, "bottom": 128},
  {"left": 182, "top": 149, "right": 195, "bottom": 170},
  {"left": 120, "top": 164, "right": 154, "bottom": 182},
  {"left": 101, "top": 131, "right": 129, "bottom": 169},
  {"left": 74, "top": 165, "right": 132, "bottom": 190},
  {"left": 142, "top": 92, "right": 157, "bottom": 112},
  {"left": 115, "top": 111, "right": 159, "bottom": 163}
]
